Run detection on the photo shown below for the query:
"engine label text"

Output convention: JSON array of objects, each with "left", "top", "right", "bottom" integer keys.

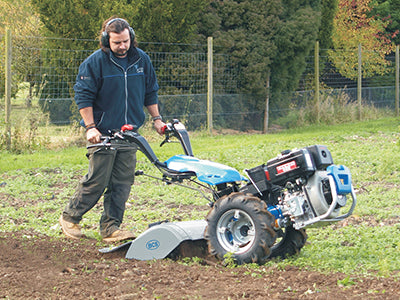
[{"left": 276, "top": 160, "right": 297, "bottom": 174}]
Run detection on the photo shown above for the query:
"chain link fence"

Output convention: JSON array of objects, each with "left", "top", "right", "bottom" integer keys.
[{"left": 1, "top": 34, "right": 399, "bottom": 133}]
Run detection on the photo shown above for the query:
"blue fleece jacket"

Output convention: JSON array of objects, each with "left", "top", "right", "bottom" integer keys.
[{"left": 74, "top": 47, "right": 159, "bottom": 134}]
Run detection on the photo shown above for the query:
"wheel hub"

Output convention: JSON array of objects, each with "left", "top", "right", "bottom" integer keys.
[
  {"left": 216, "top": 209, "right": 256, "bottom": 254},
  {"left": 239, "top": 225, "right": 250, "bottom": 237}
]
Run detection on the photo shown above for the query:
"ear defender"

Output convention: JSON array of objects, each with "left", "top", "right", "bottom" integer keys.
[{"left": 101, "top": 18, "right": 135, "bottom": 48}]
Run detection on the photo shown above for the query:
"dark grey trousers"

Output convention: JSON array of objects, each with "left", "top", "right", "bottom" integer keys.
[{"left": 63, "top": 142, "right": 137, "bottom": 237}]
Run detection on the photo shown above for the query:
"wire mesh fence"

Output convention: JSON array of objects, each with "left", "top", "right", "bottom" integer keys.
[{"left": 1, "top": 34, "right": 398, "bottom": 132}]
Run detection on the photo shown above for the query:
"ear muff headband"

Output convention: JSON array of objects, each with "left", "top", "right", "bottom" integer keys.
[{"left": 101, "top": 18, "right": 135, "bottom": 48}]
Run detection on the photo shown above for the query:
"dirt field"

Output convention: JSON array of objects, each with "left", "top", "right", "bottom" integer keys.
[{"left": 1, "top": 231, "right": 399, "bottom": 299}]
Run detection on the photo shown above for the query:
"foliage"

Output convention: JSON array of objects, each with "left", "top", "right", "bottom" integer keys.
[
  {"left": 32, "top": 0, "right": 103, "bottom": 40},
  {"left": 0, "top": 105, "right": 50, "bottom": 153},
  {"left": 0, "top": 0, "right": 43, "bottom": 100},
  {"left": 0, "top": 84, "right": 53, "bottom": 153},
  {"left": 133, "top": 0, "right": 209, "bottom": 51},
  {"left": 4, "top": 0, "right": 396, "bottom": 131},
  {"left": 270, "top": 1, "right": 321, "bottom": 108},
  {"left": 329, "top": 0, "right": 395, "bottom": 80},
  {"left": 273, "top": 87, "right": 392, "bottom": 128},
  {"left": 318, "top": 0, "right": 338, "bottom": 49},
  {"left": 223, "top": 252, "right": 238, "bottom": 268},
  {"left": 200, "top": 0, "right": 322, "bottom": 113},
  {"left": 201, "top": 0, "right": 336, "bottom": 109},
  {"left": 207, "top": 0, "right": 281, "bottom": 97},
  {"left": 370, "top": 0, "right": 400, "bottom": 45}
]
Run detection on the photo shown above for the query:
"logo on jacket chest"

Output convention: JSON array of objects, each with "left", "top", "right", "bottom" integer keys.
[{"left": 135, "top": 65, "right": 144, "bottom": 73}]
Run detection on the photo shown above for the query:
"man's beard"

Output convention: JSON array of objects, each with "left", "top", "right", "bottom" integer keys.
[{"left": 113, "top": 50, "right": 128, "bottom": 57}]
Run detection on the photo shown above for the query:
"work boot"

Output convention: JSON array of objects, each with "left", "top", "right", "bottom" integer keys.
[
  {"left": 102, "top": 229, "right": 136, "bottom": 243},
  {"left": 59, "top": 215, "right": 85, "bottom": 240}
]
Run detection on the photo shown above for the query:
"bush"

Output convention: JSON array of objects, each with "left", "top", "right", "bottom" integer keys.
[
  {"left": 0, "top": 106, "right": 50, "bottom": 153},
  {"left": 274, "top": 88, "right": 392, "bottom": 128}
]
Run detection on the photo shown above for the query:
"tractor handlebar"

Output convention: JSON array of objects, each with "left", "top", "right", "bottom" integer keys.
[
  {"left": 159, "top": 119, "right": 193, "bottom": 156},
  {"left": 86, "top": 119, "right": 195, "bottom": 181},
  {"left": 87, "top": 118, "right": 193, "bottom": 159}
]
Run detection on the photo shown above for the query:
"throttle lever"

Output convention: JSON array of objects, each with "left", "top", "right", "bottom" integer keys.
[
  {"left": 160, "top": 137, "right": 169, "bottom": 147},
  {"left": 160, "top": 124, "right": 172, "bottom": 147}
]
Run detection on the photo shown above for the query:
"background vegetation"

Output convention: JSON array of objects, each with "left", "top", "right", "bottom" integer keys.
[{"left": 1, "top": 0, "right": 400, "bottom": 130}]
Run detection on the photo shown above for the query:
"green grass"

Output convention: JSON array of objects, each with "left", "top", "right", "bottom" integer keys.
[
  {"left": 0, "top": 147, "right": 87, "bottom": 172},
  {"left": 0, "top": 117, "right": 399, "bottom": 276}
]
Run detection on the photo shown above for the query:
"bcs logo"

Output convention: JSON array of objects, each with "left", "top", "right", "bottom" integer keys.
[
  {"left": 146, "top": 239, "right": 160, "bottom": 250},
  {"left": 276, "top": 160, "right": 297, "bottom": 174}
]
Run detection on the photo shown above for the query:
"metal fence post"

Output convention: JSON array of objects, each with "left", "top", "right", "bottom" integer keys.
[
  {"left": 396, "top": 45, "right": 399, "bottom": 118},
  {"left": 5, "top": 28, "right": 12, "bottom": 150},
  {"left": 315, "top": 41, "right": 320, "bottom": 123},
  {"left": 207, "top": 36, "right": 213, "bottom": 134},
  {"left": 263, "top": 70, "right": 270, "bottom": 134}
]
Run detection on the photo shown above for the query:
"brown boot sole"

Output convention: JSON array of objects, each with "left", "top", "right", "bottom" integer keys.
[{"left": 102, "top": 230, "right": 136, "bottom": 243}]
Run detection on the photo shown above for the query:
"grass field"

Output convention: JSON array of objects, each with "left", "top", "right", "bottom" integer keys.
[{"left": 1, "top": 117, "right": 399, "bottom": 276}]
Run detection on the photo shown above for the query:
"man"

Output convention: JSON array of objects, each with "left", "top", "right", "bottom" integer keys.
[{"left": 59, "top": 17, "right": 165, "bottom": 243}]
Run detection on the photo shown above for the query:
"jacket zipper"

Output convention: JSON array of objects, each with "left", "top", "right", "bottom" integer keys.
[{"left": 110, "top": 55, "right": 141, "bottom": 125}]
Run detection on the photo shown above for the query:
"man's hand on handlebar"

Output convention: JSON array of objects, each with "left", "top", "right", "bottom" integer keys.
[
  {"left": 153, "top": 119, "right": 166, "bottom": 135},
  {"left": 86, "top": 127, "right": 102, "bottom": 143}
]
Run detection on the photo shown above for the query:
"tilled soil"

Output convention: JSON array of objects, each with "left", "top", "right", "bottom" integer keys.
[{"left": 0, "top": 231, "right": 399, "bottom": 299}]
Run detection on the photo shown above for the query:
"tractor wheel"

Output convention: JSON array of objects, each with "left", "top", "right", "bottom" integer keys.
[
  {"left": 268, "top": 226, "right": 307, "bottom": 259},
  {"left": 205, "top": 193, "right": 276, "bottom": 265}
]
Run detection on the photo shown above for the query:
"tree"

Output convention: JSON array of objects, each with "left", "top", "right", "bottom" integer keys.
[
  {"left": 318, "top": 0, "right": 338, "bottom": 49},
  {"left": 199, "top": 0, "right": 281, "bottom": 126},
  {"left": 270, "top": 1, "right": 321, "bottom": 103},
  {"left": 329, "top": 0, "right": 395, "bottom": 80},
  {"left": 370, "top": 0, "right": 400, "bottom": 45},
  {"left": 201, "top": 0, "right": 322, "bottom": 121},
  {"left": 0, "top": 0, "right": 43, "bottom": 102},
  {"left": 133, "top": 0, "right": 209, "bottom": 51}
]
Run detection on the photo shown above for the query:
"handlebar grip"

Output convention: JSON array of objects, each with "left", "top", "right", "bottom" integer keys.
[
  {"left": 121, "top": 124, "right": 135, "bottom": 132},
  {"left": 161, "top": 125, "right": 168, "bottom": 135}
]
